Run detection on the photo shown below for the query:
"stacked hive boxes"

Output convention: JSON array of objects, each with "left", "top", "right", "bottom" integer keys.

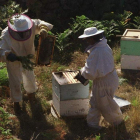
[
  {"left": 52, "top": 71, "right": 90, "bottom": 117},
  {"left": 121, "top": 29, "right": 140, "bottom": 71}
]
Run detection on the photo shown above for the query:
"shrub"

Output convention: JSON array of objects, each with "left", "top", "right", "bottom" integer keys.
[
  {"left": 132, "top": 16, "right": 140, "bottom": 29},
  {"left": 0, "top": 0, "right": 28, "bottom": 34},
  {"left": 53, "top": 29, "right": 74, "bottom": 64},
  {"left": 55, "top": 29, "right": 72, "bottom": 52}
]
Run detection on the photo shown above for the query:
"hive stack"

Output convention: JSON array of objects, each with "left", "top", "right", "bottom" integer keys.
[
  {"left": 52, "top": 71, "right": 90, "bottom": 117},
  {"left": 121, "top": 29, "right": 140, "bottom": 71}
]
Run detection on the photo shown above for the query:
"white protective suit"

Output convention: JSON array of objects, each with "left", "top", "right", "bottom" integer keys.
[
  {"left": 81, "top": 38, "right": 123, "bottom": 128},
  {"left": 0, "top": 19, "right": 53, "bottom": 102}
]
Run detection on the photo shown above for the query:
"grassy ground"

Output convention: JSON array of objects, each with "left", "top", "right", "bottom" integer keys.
[{"left": 0, "top": 47, "right": 140, "bottom": 140}]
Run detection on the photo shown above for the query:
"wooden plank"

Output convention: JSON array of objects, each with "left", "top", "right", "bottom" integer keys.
[
  {"left": 116, "top": 35, "right": 139, "bottom": 38},
  {"left": 121, "top": 40, "right": 140, "bottom": 56},
  {"left": 121, "top": 55, "right": 140, "bottom": 70},
  {"left": 51, "top": 105, "right": 60, "bottom": 118}
]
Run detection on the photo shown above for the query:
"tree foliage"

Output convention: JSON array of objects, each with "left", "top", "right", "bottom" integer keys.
[{"left": 0, "top": 0, "right": 28, "bottom": 34}]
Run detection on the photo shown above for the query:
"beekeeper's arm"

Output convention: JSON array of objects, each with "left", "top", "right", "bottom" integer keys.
[
  {"left": 0, "top": 30, "right": 11, "bottom": 62},
  {"left": 33, "top": 19, "right": 53, "bottom": 38},
  {"left": 80, "top": 47, "right": 114, "bottom": 80}
]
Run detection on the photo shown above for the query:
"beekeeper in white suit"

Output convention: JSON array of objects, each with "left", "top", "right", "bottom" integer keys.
[
  {"left": 78, "top": 27, "right": 123, "bottom": 130},
  {"left": 0, "top": 14, "right": 53, "bottom": 115}
]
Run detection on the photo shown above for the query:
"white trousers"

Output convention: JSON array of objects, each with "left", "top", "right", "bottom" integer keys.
[
  {"left": 87, "top": 70, "right": 123, "bottom": 128},
  {"left": 6, "top": 61, "right": 38, "bottom": 102}
]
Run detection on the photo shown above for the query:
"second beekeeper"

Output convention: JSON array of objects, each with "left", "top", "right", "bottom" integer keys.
[{"left": 78, "top": 27, "right": 123, "bottom": 130}]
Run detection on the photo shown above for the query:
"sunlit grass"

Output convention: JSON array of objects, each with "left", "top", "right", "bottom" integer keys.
[{"left": 112, "top": 44, "right": 121, "bottom": 64}]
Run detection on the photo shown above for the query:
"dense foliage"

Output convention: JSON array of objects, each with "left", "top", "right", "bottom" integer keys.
[
  {"left": 0, "top": 0, "right": 27, "bottom": 34},
  {"left": 0, "top": 1, "right": 140, "bottom": 64},
  {"left": 52, "top": 11, "right": 134, "bottom": 63}
]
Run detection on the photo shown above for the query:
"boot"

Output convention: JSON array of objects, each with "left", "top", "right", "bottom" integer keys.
[
  {"left": 28, "top": 92, "right": 36, "bottom": 103},
  {"left": 14, "top": 102, "right": 21, "bottom": 115}
]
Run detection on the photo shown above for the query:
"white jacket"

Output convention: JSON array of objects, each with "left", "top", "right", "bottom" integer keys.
[{"left": 81, "top": 38, "right": 115, "bottom": 80}]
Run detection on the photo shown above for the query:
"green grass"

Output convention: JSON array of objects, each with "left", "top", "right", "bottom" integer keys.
[{"left": 113, "top": 45, "right": 121, "bottom": 64}]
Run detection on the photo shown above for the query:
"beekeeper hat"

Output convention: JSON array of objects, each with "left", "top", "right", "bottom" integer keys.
[
  {"left": 8, "top": 14, "right": 33, "bottom": 32},
  {"left": 78, "top": 27, "right": 104, "bottom": 38}
]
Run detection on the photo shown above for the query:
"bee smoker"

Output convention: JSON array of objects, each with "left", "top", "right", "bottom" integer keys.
[{"left": 74, "top": 71, "right": 89, "bottom": 86}]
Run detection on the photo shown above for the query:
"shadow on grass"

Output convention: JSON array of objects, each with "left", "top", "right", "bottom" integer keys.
[
  {"left": 121, "top": 70, "right": 140, "bottom": 87},
  {"left": 16, "top": 96, "right": 54, "bottom": 140},
  {"left": 62, "top": 117, "right": 101, "bottom": 140},
  {"left": 105, "top": 121, "right": 136, "bottom": 140},
  {"left": 63, "top": 117, "right": 136, "bottom": 140}
]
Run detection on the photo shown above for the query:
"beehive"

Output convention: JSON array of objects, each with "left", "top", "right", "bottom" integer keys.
[
  {"left": 52, "top": 71, "right": 90, "bottom": 117},
  {"left": 121, "top": 29, "right": 140, "bottom": 70}
]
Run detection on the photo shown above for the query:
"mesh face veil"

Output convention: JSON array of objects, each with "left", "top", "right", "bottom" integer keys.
[
  {"left": 8, "top": 28, "right": 32, "bottom": 41},
  {"left": 8, "top": 14, "right": 33, "bottom": 41}
]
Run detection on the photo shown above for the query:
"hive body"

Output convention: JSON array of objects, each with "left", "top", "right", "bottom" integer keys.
[
  {"left": 52, "top": 71, "right": 90, "bottom": 117},
  {"left": 121, "top": 29, "right": 140, "bottom": 71}
]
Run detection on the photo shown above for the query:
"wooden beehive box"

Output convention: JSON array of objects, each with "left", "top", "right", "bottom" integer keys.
[
  {"left": 52, "top": 71, "right": 90, "bottom": 117},
  {"left": 52, "top": 71, "right": 90, "bottom": 101},
  {"left": 121, "top": 29, "right": 140, "bottom": 70}
]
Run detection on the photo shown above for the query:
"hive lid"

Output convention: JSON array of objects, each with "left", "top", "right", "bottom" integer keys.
[
  {"left": 113, "top": 95, "right": 131, "bottom": 107},
  {"left": 121, "top": 29, "right": 140, "bottom": 41}
]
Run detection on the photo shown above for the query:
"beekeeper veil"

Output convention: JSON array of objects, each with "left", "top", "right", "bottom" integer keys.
[{"left": 8, "top": 14, "right": 33, "bottom": 41}]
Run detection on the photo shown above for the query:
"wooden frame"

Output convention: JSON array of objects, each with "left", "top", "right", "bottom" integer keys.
[{"left": 36, "top": 35, "right": 56, "bottom": 66}]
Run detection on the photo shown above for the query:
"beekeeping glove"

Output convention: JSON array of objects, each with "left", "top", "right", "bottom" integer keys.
[{"left": 6, "top": 53, "right": 19, "bottom": 62}]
